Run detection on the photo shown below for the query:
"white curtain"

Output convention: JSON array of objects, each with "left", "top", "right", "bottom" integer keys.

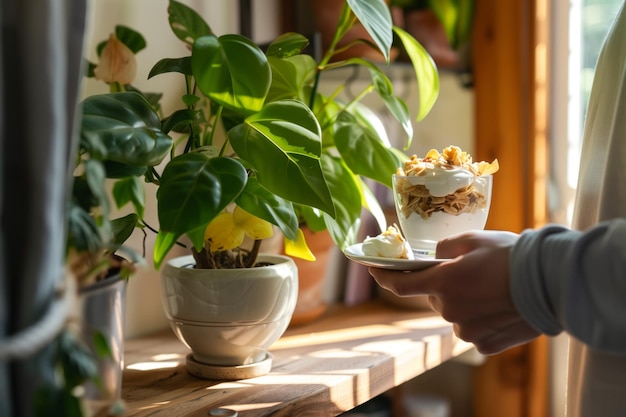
[{"left": 0, "top": 0, "right": 87, "bottom": 415}]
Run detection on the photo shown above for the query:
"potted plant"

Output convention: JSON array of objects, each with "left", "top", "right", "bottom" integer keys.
[
  {"left": 36, "top": 27, "right": 174, "bottom": 416},
  {"left": 79, "top": 0, "right": 439, "bottom": 379}
]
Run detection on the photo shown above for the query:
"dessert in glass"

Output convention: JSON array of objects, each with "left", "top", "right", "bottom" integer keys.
[{"left": 393, "top": 146, "right": 499, "bottom": 256}]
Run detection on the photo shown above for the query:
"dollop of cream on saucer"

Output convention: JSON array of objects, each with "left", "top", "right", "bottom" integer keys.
[{"left": 362, "top": 225, "right": 413, "bottom": 259}]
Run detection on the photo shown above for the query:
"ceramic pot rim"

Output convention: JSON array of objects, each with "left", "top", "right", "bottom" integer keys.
[{"left": 165, "top": 254, "right": 295, "bottom": 271}]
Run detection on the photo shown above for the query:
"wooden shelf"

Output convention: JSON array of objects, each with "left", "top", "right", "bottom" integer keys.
[{"left": 121, "top": 300, "right": 472, "bottom": 416}]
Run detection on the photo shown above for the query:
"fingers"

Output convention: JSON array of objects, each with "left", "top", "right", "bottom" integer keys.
[
  {"left": 368, "top": 264, "right": 442, "bottom": 297},
  {"left": 446, "top": 311, "right": 541, "bottom": 355},
  {"left": 436, "top": 230, "right": 519, "bottom": 259}
]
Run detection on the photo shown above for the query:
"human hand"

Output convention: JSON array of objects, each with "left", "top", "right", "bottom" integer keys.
[{"left": 369, "top": 230, "right": 541, "bottom": 354}]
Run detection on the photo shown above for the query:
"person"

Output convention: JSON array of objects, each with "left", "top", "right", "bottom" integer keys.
[{"left": 369, "top": 2, "right": 626, "bottom": 416}]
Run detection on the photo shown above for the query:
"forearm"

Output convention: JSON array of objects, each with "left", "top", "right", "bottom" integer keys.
[{"left": 510, "top": 220, "right": 626, "bottom": 353}]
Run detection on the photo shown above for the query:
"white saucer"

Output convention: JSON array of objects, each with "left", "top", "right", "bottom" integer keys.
[{"left": 343, "top": 243, "right": 448, "bottom": 271}]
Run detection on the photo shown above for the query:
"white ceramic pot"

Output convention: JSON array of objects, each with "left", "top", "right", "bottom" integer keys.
[{"left": 160, "top": 254, "right": 298, "bottom": 372}]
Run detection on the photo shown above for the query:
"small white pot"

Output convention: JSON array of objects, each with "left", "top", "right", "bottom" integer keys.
[{"left": 160, "top": 254, "right": 298, "bottom": 373}]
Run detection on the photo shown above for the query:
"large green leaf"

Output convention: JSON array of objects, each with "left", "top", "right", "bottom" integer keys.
[
  {"left": 393, "top": 26, "right": 439, "bottom": 121},
  {"left": 266, "top": 32, "right": 310, "bottom": 58},
  {"left": 319, "top": 155, "right": 362, "bottom": 250},
  {"left": 149, "top": 57, "right": 192, "bottom": 79},
  {"left": 267, "top": 55, "right": 317, "bottom": 103},
  {"left": 347, "top": 0, "right": 394, "bottom": 62},
  {"left": 157, "top": 154, "right": 247, "bottom": 234},
  {"left": 81, "top": 92, "right": 173, "bottom": 167},
  {"left": 428, "top": 0, "right": 475, "bottom": 49},
  {"left": 112, "top": 176, "right": 145, "bottom": 219},
  {"left": 111, "top": 213, "right": 139, "bottom": 247},
  {"left": 192, "top": 34, "right": 270, "bottom": 115},
  {"left": 154, "top": 154, "right": 247, "bottom": 267},
  {"left": 334, "top": 112, "right": 400, "bottom": 188},
  {"left": 168, "top": 0, "right": 213, "bottom": 46},
  {"left": 235, "top": 177, "right": 299, "bottom": 242},
  {"left": 228, "top": 100, "right": 336, "bottom": 217},
  {"left": 84, "top": 159, "right": 108, "bottom": 213}
]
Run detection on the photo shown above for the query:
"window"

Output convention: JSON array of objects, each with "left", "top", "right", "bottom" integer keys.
[{"left": 550, "top": 0, "right": 622, "bottom": 225}]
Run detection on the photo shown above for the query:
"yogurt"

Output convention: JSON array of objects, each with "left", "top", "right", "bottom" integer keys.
[
  {"left": 403, "top": 165, "right": 476, "bottom": 197},
  {"left": 362, "top": 225, "right": 413, "bottom": 259}
]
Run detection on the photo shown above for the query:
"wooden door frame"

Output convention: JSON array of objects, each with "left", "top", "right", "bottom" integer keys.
[{"left": 472, "top": 0, "right": 550, "bottom": 416}]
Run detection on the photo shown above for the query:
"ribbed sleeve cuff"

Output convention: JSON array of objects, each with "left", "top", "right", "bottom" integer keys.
[{"left": 509, "top": 225, "right": 579, "bottom": 336}]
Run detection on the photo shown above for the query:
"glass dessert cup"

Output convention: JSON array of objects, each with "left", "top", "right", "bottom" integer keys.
[{"left": 392, "top": 173, "right": 493, "bottom": 256}]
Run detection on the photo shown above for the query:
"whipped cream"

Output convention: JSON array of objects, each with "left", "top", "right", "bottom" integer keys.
[
  {"left": 362, "top": 225, "right": 413, "bottom": 259},
  {"left": 406, "top": 165, "right": 476, "bottom": 197}
]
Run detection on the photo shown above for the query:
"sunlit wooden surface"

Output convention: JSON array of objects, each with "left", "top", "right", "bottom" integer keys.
[{"left": 121, "top": 300, "right": 471, "bottom": 416}]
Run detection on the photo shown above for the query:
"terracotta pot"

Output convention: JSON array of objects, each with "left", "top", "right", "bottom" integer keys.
[{"left": 288, "top": 228, "right": 335, "bottom": 327}]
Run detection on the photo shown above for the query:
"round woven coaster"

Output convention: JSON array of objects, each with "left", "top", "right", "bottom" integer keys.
[{"left": 185, "top": 353, "right": 273, "bottom": 380}]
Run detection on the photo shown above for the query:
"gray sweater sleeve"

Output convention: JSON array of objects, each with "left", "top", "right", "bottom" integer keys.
[{"left": 510, "top": 219, "right": 626, "bottom": 354}]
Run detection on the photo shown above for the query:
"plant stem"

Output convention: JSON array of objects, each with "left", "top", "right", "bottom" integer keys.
[{"left": 244, "top": 240, "right": 263, "bottom": 268}]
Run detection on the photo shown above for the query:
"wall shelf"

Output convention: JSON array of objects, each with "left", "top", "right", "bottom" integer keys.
[{"left": 121, "top": 300, "right": 471, "bottom": 416}]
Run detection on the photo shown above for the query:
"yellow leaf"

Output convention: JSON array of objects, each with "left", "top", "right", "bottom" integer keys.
[
  {"left": 204, "top": 212, "right": 244, "bottom": 251},
  {"left": 233, "top": 206, "right": 274, "bottom": 240},
  {"left": 284, "top": 228, "right": 316, "bottom": 261}
]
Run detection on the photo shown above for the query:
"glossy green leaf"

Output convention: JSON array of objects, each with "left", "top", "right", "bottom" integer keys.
[
  {"left": 81, "top": 92, "right": 173, "bottom": 166},
  {"left": 154, "top": 155, "right": 247, "bottom": 267},
  {"left": 161, "top": 109, "right": 199, "bottom": 134},
  {"left": 96, "top": 25, "right": 146, "bottom": 56},
  {"left": 393, "top": 25, "right": 439, "bottom": 121},
  {"left": 192, "top": 34, "right": 270, "bottom": 115},
  {"left": 380, "top": 94, "right": 413, "bottom": 149},
  {"left": 360, "top": 178, "right": 387, "bottom": 232},
  {"left": 428, "top": 0, "right": 474, "bottom": 49},
  {"left": 153, "top": 231, "right": 179, "bottom": 269},
  {"left": 157, "top": 154, "right": 247, "bottom": 234},
  {"left": 168, "top": 0, "right": 213, "bottom": 46},
  {"left": 266, "top": 32, "right": 310, "bottom": 58},
  {"left": 111, "top": 213, "right": 138, "bottom": 247},
  {"left": 84, "top": 159, "right": 108, "bottom": 213},
  {"left": 149, "top": 57, "right": 192, "bottom": 79},
  {"left": 235, "top": 177, "right": 299, "bottom": 241},
  {"left": 296, "top": 205, "right": 326, "bottom": 232},
  {"left": 347, "top": 0, "right": 394, "bottom": 62},
  {"left": 228, "top": 100, "right": 336, "bottom": 217},
  {"left": 67, "top": 202, "right": 101, "bottom": 253},
  {"left": 350, "top": 102, "right": 391, "bottom": 146},
  {"left": 112, "top": 176, "right": 145, "bottom": 219},
  {"left": 115, "top": 25, "right": 146, "bottom": 54},
  {"left": 319, "top": 154, "right": 362, "bottom": 250},
  {"left": 334, "top": 112, "right": 400, "bottom": 188},
  {"left": 267, "top": 55, "right": 317, "bottom": 103},
  {"left": 102, "top": 161, "right": 147, "bottom": 179}
]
